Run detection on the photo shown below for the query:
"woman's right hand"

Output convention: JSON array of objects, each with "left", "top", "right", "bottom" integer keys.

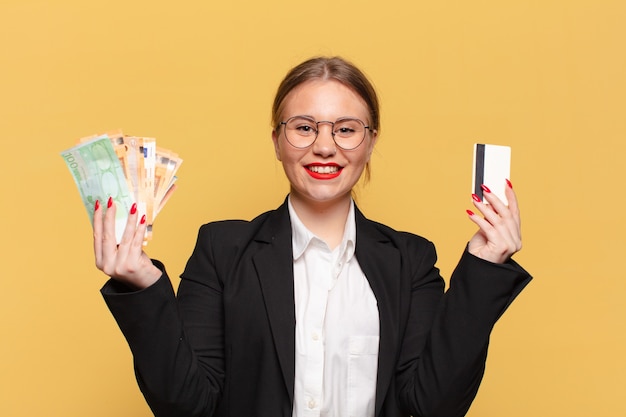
[{"left": 93, "top": 197, "right": 162, "bottom": 290}]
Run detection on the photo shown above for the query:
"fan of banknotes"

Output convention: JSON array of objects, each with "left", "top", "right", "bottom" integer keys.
[{"left": 60, "top": 130, "right": 182, "bottom": 244}]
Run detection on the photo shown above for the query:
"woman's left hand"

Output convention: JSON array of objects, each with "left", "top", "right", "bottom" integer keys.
[{"left": 467, "top": 181, "right": 522, "bottom": 264}]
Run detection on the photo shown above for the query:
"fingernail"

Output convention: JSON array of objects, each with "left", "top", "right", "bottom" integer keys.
[
  {"left": 506, "top": 179, "right": 513, "bottom": 189},
  {"left": 94, "top": 200, "right": 100, "bottom": 211},
  {"left": 480, "top": 184, "right": 491, "bottom": 193},
  {"left": 140, "top": 215, "right": 146, "bottom": 225},
  {"left": 130, "top": 203, "right": 137, "bottom": 215},
  {"left": 466, "top": 209, "right": 475, "bottom": 216},
  {"left": 107, "top": 197, "right": 113, "bottom": 208},
  {"left": 472, "top": 194, "right": 481, "bottom": 202}
]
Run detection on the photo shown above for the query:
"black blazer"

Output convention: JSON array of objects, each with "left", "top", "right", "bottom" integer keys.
[{"left": 103, "top": 200, "right": 531, "bottom": 417}]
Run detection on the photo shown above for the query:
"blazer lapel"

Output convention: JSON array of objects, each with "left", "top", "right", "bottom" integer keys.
[
  {"left": 355, "top": 207, "right": 402, "bottom": 417},
  {"left": 249, "top": 201, "right": 402, "bottom": 413},
  {"left": 251, "top": 201, "right": 296, "bottom": 403}
]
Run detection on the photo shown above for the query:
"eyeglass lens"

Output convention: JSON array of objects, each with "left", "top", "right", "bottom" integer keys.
[{"left": 283, "top": 116, "right": 367, "bottom": 150}]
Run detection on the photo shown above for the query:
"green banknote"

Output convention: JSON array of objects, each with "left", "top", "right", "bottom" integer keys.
[{"left": 60, "top": 135, "right": 135, "bottom": 243}]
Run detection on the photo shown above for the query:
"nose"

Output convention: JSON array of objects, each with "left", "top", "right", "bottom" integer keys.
[{"left": 312, "top": 122, "right": 337, "bottom": 157}]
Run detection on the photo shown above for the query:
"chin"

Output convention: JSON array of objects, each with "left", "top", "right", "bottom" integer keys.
[{"left": 302, "top": 189, "right": 353, "bottom": 204}]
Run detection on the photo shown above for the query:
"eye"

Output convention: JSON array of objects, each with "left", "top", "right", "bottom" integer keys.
[
  {"left": 334, "top": 119, "right": 362, "bottom": 137},
  {"left": 287, "top": 117, "right": 317, "bottom": 136},
  {"left": 336, "top": 126, "right": 356, "bottom": 134},
  {"left": 296, "top": 124, "right": 315, "bottom": 133}
]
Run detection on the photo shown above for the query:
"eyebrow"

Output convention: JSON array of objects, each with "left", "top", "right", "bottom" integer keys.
[{"left": 290, "top": 114, "right": 363, "bottom": 121}]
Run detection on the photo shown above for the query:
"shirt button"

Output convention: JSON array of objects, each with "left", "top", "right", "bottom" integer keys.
[
  {"left": 308, "top": 399, "right": 316, "bottom": 409},
  {"left": 312, "top": 332, "right": 319, "bottom": 341}
]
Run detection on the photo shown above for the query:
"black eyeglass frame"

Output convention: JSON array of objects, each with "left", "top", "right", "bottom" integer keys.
[{"left": 278, "top": 115, "right": 374, "bottom": 151}]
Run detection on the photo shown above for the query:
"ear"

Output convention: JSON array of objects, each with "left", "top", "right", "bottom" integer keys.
[{"left": 272, "top": 129, "right": 282, "bottom": 161}]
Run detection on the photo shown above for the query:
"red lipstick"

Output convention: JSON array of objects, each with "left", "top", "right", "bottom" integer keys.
[{"left": 305, "top": 163, "right": 342, "bottom": 180}]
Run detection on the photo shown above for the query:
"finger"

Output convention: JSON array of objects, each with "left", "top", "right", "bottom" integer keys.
[
  {"left": 466, "top": 209, "right": 500, "bottom": 246},
  {"left": 118, "top": 202, "right": 139, "bottom": 248},
  {"left": 480, "top": 185, "right": 510, "bottom": 219},
  {"left": 480, "top": 182, "right": 521, "bottom": 239},
  {"left": 101, "top": 197, "right": 119, "bottom": 273},
  {"left": 472, "top": 191, "right": 506, "bottom": 232},
  {"left": 128, "top": 214, "right": 149, "bottom": 260},
  {"left": 93, "top": 199, "right": 103, "bottom": 269},
  {"left": 472, "top": 199, "right": 517, "bottom": 245},
  {"left": 476, "top": 186, "right": 520, "bottom": 242},
  {"left": 467, "top": 209, "right": 519, "bottom": 260},
  {"left": 119, "top": 214, "right": 155, "bottom": 288},
  {"left": 504, "top": 179, "right": 520, "bottom": 223},
  {"left": 110, "top": 202, "right": 139, "bottom": 273},
  {"left": 467, "top": 207, "right": 495, "bottom": 236},
  {"left": 119, "top": 206, "right": 146, "bottom": 268},
  {"left": 470, "top": 193, "right": 519, "bottom": 247},
  {"left": 503, "top": 180, "right": 522, "bottom": 249}
]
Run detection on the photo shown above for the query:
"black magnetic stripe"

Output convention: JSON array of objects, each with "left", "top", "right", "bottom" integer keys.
[{"left": 474, "top": 144, "right": 485, "bottom": 199}]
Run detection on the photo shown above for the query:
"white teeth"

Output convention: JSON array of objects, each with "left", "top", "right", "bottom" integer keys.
[{"left": 309, "top": 165, "right": 339, "bottom": 174}]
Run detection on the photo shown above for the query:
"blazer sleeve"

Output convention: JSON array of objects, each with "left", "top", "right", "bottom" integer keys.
[
  {"left": 395, "top": 242, "right": 532, "bottom": 417},
  {"left": 101, "top": 226, "right": 226, "bottom": 417}
]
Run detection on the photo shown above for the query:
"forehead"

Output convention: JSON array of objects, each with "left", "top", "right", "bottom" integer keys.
[{"left": 281, "top": 79, "right": 370, "bottom": 120}]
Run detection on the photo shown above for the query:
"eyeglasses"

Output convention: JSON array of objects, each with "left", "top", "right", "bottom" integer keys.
[{"left": 279, "top": 115, "right": 373, "bottom": 150}]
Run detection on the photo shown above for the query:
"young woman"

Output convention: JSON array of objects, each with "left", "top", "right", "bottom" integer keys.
[{"left": 94, "top": 56, "right": 531, "bottom": 417}]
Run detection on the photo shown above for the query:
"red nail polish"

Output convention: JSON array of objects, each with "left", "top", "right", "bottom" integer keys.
[
  {"left": 480, "top": 184, "right": 491, "bottom": 193},
  {"left": 130, "top": 203, "right": 137, "bottom": 215},
  {"left": 94, "top": 200, "right": 100, "bottom": 211},
  {"left": 506, "top": 179, "right": 513, "bottom": 189},
  {"left": 140, "top": 215, "right": 146, "bottom": 225},
  {"left": 466, "top": 209, "right": 475, "bottom": 216},
  {"left": 472, "top": 194, "right": 481, "bottom": 202},
  {"left": 107, "top": 197, "right": 113, "bottom": 208}
]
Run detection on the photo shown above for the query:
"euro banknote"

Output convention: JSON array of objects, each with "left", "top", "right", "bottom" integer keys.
[{"left": 61, "top": 131, "right": 182, "bottom": 244}]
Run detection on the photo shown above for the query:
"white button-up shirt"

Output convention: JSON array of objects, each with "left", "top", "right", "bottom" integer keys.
[{"left": 289, "top": 198, "right": 380, "bottom": 417}]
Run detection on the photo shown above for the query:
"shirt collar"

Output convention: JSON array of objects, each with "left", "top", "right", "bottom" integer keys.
[{"left": 288, "top": 196, "right": 356, "bottom": 261}]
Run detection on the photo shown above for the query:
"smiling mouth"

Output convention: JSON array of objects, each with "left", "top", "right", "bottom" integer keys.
[
  {"left": 305, "top": 164, "right": 343, "bottom": 179},
  {"left": 307, "top": 165, "right": 341, "bottom": 174}
]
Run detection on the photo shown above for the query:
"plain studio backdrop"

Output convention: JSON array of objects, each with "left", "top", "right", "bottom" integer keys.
[{"left": 1, "top": 0, "right": 624, "bottom": 416}]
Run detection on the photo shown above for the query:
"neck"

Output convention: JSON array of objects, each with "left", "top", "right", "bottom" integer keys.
[{"left": 289, "top": 192, "right": 352, "bottom": 250}]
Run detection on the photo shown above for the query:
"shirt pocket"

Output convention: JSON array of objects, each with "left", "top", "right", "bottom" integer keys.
[{"left": 347, "top": 335, "right": 379, "bottom": 417}]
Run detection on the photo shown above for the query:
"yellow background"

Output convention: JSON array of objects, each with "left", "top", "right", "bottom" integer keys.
[{"left": 1, "top": 0, "right": 625, "bottom": 415}]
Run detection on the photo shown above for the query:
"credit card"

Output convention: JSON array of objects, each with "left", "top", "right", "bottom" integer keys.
[{"left": 473, "top": 143, "right": 511, "bottom": 205}]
